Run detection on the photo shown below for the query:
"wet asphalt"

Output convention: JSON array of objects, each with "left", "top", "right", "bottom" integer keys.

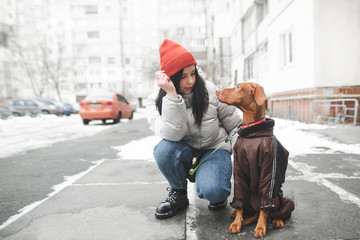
[{"left": 0, "top": 118, "right": 359, "bottom": 240}]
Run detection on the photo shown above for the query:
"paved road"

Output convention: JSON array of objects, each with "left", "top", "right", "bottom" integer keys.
[{"left": 0, "top": 118, "right": 360, "bottom": 239}]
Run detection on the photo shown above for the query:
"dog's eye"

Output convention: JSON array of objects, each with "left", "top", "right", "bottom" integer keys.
[{"left": 236, "top": 85, "right": 241, "bottom": 90}]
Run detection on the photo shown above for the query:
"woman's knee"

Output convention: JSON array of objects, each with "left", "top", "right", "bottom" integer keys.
[
  {"left": 196, "top": 151, "right": 232, "bottom": 202},
  {"left": 153, "top": 140, "right": 191, "bottom": 167},
  {"left": 198, "top": 180, "right": 231, "bottom": 203}
]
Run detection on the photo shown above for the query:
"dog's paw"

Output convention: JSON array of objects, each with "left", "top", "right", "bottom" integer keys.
[
  {"left": 230, "top": 210, "right": 237, "bottom": 218},
  {"left": 254, "top": 224, "right": 266, "bottom": 238},
  {"left": 229, "top": 222, "right": 242, "bottom": 234},
  {"left": 272, "top": 219, "right": 284, "bottom": 228}
]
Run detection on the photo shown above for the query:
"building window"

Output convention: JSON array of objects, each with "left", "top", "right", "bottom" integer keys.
[
  {"left": 87, "top": 31, "right": 99, "bottom": 38},
  {"left": 85, "top": 5, "right": 98, "bottom": 14},
  {"left": 163, "top": 30, "right": 168, "bottom": 38},
  {"left": 234, "top": 70, "right": 238, "bottom": 85},
  {"left": 90, "top": 70, "right": 101, "bottom": 76},
  {"left": 192, "top": 39, "right": 205, "bottom": 46},
  {"left": 75, "top": 58, "right": 86, "bottom": 65},
  {"left": 105, "top": 6, "right": 112, "bottom": 13},
  {"left": 75, "top": 70, "right": 84, "bottom": 77},
  {"left": 75, "top": 83, "right": 86, "bottom": 90},
  {"left": 75, "top": 44, "right": 86, "bottom": 53},
  {"left": 256, "top": 0, "right": 268, "bottom": 26},
  {"left": 243, "top": 52, "right": 256, "bottom": 81},
  {"left": 88, "top": 44, "right": 101, "bottom": 51},
  {"left": 108, "top": 83, "right": 116, "bottom": 89},
  {"left": 258, "top": 41, "right": 268, "bottom": 74},
  {"left": 280, "top": 29, "right": 294, "bottom": 67},
  {"left": 177, "top": 27, "right": 184, "bottom": 36},
  {"left": 107, "top": 57, "right": 115, "bottom": 64},
  {"left": 89, "top": 57, "right": 101, "bottom": 64},
  {"left": 0, "top": 32, "right": 8, "bottom": 47}
]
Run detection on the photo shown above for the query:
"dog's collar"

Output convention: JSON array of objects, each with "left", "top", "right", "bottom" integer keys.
[{"left": 239, "top": 117, "right": 266, "bottom": 129}]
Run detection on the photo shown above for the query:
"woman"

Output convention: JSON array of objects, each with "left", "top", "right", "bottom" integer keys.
[{"left": 146, "top": 39, "right": 241, "bottom": 219}]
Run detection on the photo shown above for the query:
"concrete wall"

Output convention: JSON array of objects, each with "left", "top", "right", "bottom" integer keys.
[
  {"left": 259, "top": 0, "right": 316, "bottom": 95},
  {"left": 313, "top": 0, "right": 360, "bottom": 87}
]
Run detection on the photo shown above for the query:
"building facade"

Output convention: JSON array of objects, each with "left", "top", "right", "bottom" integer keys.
[
  {"left": 0, "top": 0, "right": 208, "bottom": 107},
  {"left": 229, "top": 0, "right": 360, "bottom": 124},
  {"left": 70, "top": 0, "right": 123, "bottom": 102},
  {"left": 2, "top": 0, "right": 358, "bottom": 123},
  {"left": 0, "top": 0, "right": 16, "bottom": 99}
]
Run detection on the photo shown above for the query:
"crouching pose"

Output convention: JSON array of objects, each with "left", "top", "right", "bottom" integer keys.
[{"left": 146, "top": 39, "right": 241, "bottom": 219}]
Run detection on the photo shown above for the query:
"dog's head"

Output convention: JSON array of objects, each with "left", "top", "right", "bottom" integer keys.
[{"left": 216, "top": 82, "right": 266, "bottom": 111}]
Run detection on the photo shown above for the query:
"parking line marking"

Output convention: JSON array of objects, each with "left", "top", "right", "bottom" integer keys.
[
  {"left": 0, "top": 159, "right": 105, "bottom": 231},
  {"left": 186, "top": 183, "right": 199, "bottom": 240},
  {"left": 72, "top": 181, "right": 168, "bottom": 186},
  {"left": 288, "top": 160, "right": 360, "bottom": 208}
]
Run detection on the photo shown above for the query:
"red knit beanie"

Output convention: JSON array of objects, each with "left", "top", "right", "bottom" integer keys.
[{"left": 159, "top": 39, "right": 197, "bottom": 77}]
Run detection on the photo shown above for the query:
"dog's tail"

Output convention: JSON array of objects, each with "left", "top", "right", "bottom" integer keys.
[{"left": 242, "top": 211, "right": 259, "bottom": 225}]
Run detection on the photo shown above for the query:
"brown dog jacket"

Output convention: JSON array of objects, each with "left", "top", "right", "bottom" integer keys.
[{"left": 231, "top": 118, "right": 295, "bottom": 219}]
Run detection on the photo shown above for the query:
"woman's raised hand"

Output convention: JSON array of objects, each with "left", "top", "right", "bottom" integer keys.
[{"left": 156, "top": 71, "right": 178, "bottom": 99}]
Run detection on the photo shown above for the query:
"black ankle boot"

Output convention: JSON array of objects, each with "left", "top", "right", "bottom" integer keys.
[
  {"left": 208, "top": 199, "right": 227, "bottom": 210},
  {"left": 155, "top": 187, "right": 189, "bottom": 219}
]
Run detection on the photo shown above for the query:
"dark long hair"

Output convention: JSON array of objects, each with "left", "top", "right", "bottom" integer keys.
[{"left": 155, "top": 67, "right": 209, "bottom": 127}]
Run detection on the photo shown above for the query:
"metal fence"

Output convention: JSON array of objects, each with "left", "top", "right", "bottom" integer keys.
[{"left": 311, "top": 99, "right": 358, "bottom": 125}]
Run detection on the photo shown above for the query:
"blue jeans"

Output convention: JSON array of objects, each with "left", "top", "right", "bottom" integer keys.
[{"left": 153, "top": 139, "right": 232, "bottom": 203}]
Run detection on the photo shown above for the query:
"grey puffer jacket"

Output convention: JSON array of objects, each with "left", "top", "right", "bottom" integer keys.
[{"left": 146, "top": 80, "right": 241, "bottom": 153}]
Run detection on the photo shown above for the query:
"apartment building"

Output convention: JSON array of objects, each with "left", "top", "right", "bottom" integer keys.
[
  {"left": 114, "top": 0, "right": 208, "bottom": 106},
  {"left": 0, "top": 0, "right": 74, "bottom": 103},
  {"left": 70, "top": 0, "right": 123, "bottom": 102},
  {"left": 0, "top": 0, "right": 16, "bottom": 98},
  {"left": 1, "top": 0, "right": 208, "bottom": 106},
  {"left": 230, "top": 0, "right": 360, "bottom": 124},
  {"left": 205, "top": 0, "right": 233, "bottom": 88},
  {"left": 0, "top": 0, "right": 47, "bottom": 99},
  {"left": 158, "top": 0, "right": 207, "bottom": 70}
]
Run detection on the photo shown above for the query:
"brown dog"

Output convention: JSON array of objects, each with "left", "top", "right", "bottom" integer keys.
[{"left": 216, "top": 82, "right": 294, "bottom": 238}]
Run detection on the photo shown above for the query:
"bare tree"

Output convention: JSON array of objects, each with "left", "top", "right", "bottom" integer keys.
[
  {"left": 9, "top": 40, "right": 48, "bottom": 97},
  {"left": 41, "top": 40, "right": 65, "bottom": 102},
  {"left": 9, "top": 35, "right": 69, "bottom": 101}
]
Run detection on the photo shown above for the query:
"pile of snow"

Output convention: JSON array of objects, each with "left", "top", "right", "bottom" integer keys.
[
  {"left": 1, "top": 111, "right": 359, "bottom": 160},
  {"left": 0, "top": 110, "right": 146, "bottom": 159},
  {"left": 274, "top": 118, "right": 360, "bottom": 157},
  {"left": 114, "top": 117, "right": 360, "bottom": 162}
]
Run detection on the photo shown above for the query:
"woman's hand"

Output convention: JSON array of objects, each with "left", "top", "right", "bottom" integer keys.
[{"left": 156, "top": 71, "right": 178, "bottom": 99}]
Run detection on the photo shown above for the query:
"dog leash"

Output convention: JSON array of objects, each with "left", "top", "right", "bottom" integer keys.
[
  {"left": 190, "top": 119, "right": 266, "bottom": 175},
  {"left": 189, "top": 136, "right": 230, "bottom": 176}
]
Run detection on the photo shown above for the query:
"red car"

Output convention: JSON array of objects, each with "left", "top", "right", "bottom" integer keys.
[{"left": 79, "top": 93, "right": 133, "bottom": 125}]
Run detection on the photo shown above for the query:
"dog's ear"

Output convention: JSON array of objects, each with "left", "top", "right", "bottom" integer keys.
[{"left": 251, "top": 83, "right": 266, "bottom": 106}]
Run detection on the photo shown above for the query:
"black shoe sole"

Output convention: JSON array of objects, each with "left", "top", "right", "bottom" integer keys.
[
  {"left": 155, "top": 200, "right": 189, "bottom": 219},
  {"left": 208, "top": 199, "right": 227, "bottom": 210}
]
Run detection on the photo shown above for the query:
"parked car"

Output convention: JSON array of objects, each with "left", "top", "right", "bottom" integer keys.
[
  {"left": 79, "top": 93, "right": 133, "bottom": 125},
  {"left": 62, "top": 103, "right": 75, "bottom": 116},
  {"left": 35, "top": 98, "right": 64, "bottom": 116},
  {"left": 72, "top": 103, "right": 80, "bottom": 114},
  {"left": 0, "top": 106, "right": 12, "bottom": 119},
  {"left": 1, "top": 99, "right": 41, "bottom": 117}
]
